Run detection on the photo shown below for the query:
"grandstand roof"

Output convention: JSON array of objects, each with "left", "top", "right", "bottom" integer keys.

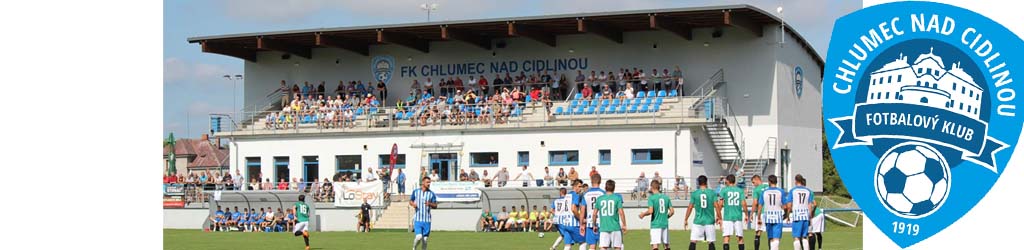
[{"left": 187, "top": 4, "right": 823, "bottom": 68}]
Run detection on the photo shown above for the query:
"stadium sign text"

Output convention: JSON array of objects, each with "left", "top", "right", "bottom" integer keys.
[{"left": 399, "top": 57, "right": 589, "bottom": 78}]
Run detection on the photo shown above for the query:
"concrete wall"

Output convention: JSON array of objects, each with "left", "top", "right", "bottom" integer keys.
[
  {"left": 772, "top": 29, "right": 825, "bottom": 192},
  {"left": 231, "top": 127, "right": 695, "bottom": 189},
  {"left": 164, "top": 208, "right": 209, "bottom": 229}
]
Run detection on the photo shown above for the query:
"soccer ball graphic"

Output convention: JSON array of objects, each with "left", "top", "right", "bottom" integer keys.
[
  {"left": 875, "top": 142, "right": 951, "bottom": 218},
  {"left": 538, "top": 232, "right": 545, "bottom": 238}
]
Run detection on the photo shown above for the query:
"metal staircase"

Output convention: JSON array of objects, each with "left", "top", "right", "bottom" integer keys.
[
  {"left": 741, "top": 137, "right": 777, "bottom": 183},
  {"left": 705, "top": 120, "right": 743, "bottom": 169}
]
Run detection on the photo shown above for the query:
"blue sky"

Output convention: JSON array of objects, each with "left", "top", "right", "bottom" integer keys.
[{"left": 164, "top": 0, "right": 860, "bottom": 138}]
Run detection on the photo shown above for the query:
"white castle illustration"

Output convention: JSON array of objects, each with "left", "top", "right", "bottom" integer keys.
[{"left": 867, "top": 48, "right": 983, "bottom": 119}]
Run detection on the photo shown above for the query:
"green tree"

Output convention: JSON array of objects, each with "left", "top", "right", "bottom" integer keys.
[{"left": 822, "top": 129, "right": 850, "bottom": 198}]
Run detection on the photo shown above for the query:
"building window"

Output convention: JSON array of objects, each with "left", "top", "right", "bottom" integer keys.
[
  {"left": 953, "top": 82, "right": 957, "bottom": 91},
  {"left": 631, "top": 149, "right": 664, "bottom": 164},
  {"left": 887, "top": 75, "right": 892, "bottom": 83},
  {"left": 960, "top": 102, "right": 964, "bottom": 110},
  {"left": 245, "top": 157, "right": 261, "bottom": 182},
  {"left": 470, "top": 152, "right": 499, "bottom": 167},
  {"left": 885, "top": 92, "right": 890, "bottom": 99},
  {"left": 273, "top": 156, "right": 290, "bottom": 182},
  {"left": 378, "top": 154, "right": 406, "bottom": 169},
  {"left": 599, "top": 149, "right": 611, "bottom": 165},
  {"left": 518, "top": 151, "right": 529, "bottom": 166},
  {"left": 302, "top": 156, "right": 319, "bottom": 183},
  {"left": 920, "top": 97, "right": 928, "bottom": 104},
  {"left": 897, "top": 75, "right": 902, "bottom": 83},
  {"left": 549, "top": 150, "right": 580, "bottom": 166},
  {"left": 335, "top": 155, "right": 362, "bottom": 179}
]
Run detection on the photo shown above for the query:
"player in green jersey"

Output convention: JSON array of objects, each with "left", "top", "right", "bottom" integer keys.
[
  {"left": 684, "top": 175, "right": 720, "bottom": 250},
  {"left": 592, "top": 180, "right": 626, "bottom": 250},
  {"left": 293, "top": 194, "right": 311, "bottom": 250},
  {"left": 639, "top": 179, "right": 674, "bottom": 250},
  {"left": 718, "top": 175, "right": 748, "bottom": 250},
  {"left": 749, "top": 175, "right": 768, "bottom": 250}
]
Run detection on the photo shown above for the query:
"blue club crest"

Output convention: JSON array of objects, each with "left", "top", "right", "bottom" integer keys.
[
  {"left": 824, "top": 2, "right": 1022, "bottom": 248},
  {"left": 795, "top": 66, "right": 804, "bottom": 98},
  {"left": 371, "top": 55, "right": 395, "bottom": 85}
]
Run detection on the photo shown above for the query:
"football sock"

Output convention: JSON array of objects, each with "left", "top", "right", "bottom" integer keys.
[
  {"left": 564, "top": 245, "right": 571, "bottom": 250},
  {"left": 580, "top": 243, "right": 588, "bottom": 250},
  {"left": 688, "top": 242, "right": 696, "bottom": 250},
  {"left": 708, "top": 243, "right": 716, "bottom": 250},
  {"left": 815, "top": 233, "right": 822, "bottom": 249},
  {"left": 738, "top": 244, "right": 744, "bottom": 250},
  {"left": 413, "top": 234, "right": 422, "bottom": 250},
  {"left": 808, "top": 235, "right": 815, "bottom": 250},
  {"left": 793, "top": 241, "right": 801, "bottom": 250},
  {"left": 552, "top": 236, "right": 563, "bottom": 249},
  {"left": 294, "top": 230, "right": 302, "bottom": 236},
  {"left": 801, "top": 239, "right": 809, "bottom": 250},
  {"left": 422, "top": 236, "right": 428, "bottom": 250},
  {"left": 754, "top": 236, "right": 760, "bottom": 250},
  {"left": 724, "top": 243, "right": 730, "bottom": 250},
  {"left": 303, "top": 236, "right": 309, "bottom": 246},
  {"left": 769, "top": 240, "right": 778, "bottom": 250}
]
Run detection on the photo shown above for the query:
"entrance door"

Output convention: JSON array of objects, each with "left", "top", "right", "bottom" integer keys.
[{"left": 429, "top": 153, "right": 459, "bottom": 181}]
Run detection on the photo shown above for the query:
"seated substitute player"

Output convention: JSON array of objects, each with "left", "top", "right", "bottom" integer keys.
[
  {"left": 293, "top": 194, "right": 312, "bottom": 250},
  {"left": 209, "top": 206, "right": 224, "bottom": 232},
  {"left": 481, "top": 208, "right": 495, "bottom": 232},
  {"left": 530, "top": 205, "right": 541, "bottom": 232},
  {"left": 593, "top": 180, "right": 627, "bottom": 250},
  {"left": 757, "top": 175, "right": 786, "bottom": 250},
  {"left": 248, "top": 208, "right": 263, "bottom": 232},
  {"left": 496, "top": 206, "right": 509, "bottom": 232},
  {"left": 274, "top": 208, "right": 286, "bottom": 232},
  {"left": 749, "top": 175, "right": 768, "bottom": 250},
  {"left": 283, "top": 208, "right": 295, "bottom": 232},
  {"left": 262, "top": 207, "right": 276, "bottom": 232},
  {"left": 411, "top": 177, "right": 438, "bottom": 250},
  {"left": 518, "top": 205, "right": 530, "bottom": 232},
  {"left": 506, "top": 206, "right": 520, "bottom": 232},
  {"left": 541, "top": 205, "right": 554, "bottom": 232},
  {"left": 582, "top": 175, "right": 606, "bottom": 250},
  {"left": 808, "top": 206, "right": 823, "bottom": 250},
  {"left": 639, "top": 179, "right": 674, "bottom": 250},
  {"left": 785, "top": 174, "right": 815, "bottom": 250},
  {"left": 684, "top": 175, "right": 720, "bottom": 250},
  {"left": 718, "top": 175, "right": 748, "bottom": 250}
]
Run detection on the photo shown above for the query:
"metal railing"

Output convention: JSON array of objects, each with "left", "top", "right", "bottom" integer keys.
[{"left": 722, "top": 98, "right": 746, "bottom": 169}]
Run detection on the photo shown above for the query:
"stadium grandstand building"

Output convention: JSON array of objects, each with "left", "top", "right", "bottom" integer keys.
[{"left": 187, "top": 4, "right": 823, "bottom": 201}]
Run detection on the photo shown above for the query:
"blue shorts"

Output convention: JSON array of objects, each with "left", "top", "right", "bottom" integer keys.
[
  {"left": 414, "top": 221, "right": 432, "bottom": 237},
  {"left": 767, "top": 223, "right": 784, "bottom": 239},
  {"left": 585, "top": 227, "right": 599, "bottom": 244},
  {"left": 791, "top": 220, "right": 809, "bottom": 238},
  {"left": 559, "top": 225, "right": 583, "bottom": 245}
]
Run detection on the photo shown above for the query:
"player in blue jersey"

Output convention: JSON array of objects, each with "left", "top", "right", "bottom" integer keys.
[
  {"left": 556, "top": 179, "right": 586, "bottom": 250},
  {"left": 756, "top": 175, "right": 786, "bottom": 250},
  {"left": 785, "top": 174, "right": 815, "bottom": 250},
  {"left": 213, "top": 206, "right": 225, "bottom": 232},
  {"left": 411, "top": 177, "right": 438, "bottom": 250},
  {"left": 248, "top": 207, "right": 261, "bottom": 232},
  {"left": 582, "top": 174, "right": 606, "bottom": 250}
]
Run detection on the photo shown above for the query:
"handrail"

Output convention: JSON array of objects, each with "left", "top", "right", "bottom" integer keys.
[
  {"left": 752, "top": 137, "right": 778, "bottom": 176},
  {"left": 723, "top": 99, "right": 746, "bottom": 170},
  {"left": 691, "top": 69, "right": 725, "bottom": 99}
]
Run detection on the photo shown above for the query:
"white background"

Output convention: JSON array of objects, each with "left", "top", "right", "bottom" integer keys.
[{"left": 861, "top": 0, "right": 1024, "bottom": 249}]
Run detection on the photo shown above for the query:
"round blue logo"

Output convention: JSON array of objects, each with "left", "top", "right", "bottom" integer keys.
[
  {"left": 823, "top": 1, "right": 1023, "bottom": 247},
  {"left": 795, "top": 66, "right": 804, "bottom": 98}
]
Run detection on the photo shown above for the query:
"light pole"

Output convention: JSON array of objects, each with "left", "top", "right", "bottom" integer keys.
[
  {"left": 223, "top": 74, "right": 243, "bottom": 121},
  {"left": 776, "top": 5, "right": 785, "bottom": 46},
  {"left": 419, "top": 3, "right": 438, "bottom": 22}
]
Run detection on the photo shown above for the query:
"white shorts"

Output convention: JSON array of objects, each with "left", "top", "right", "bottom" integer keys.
[
  {"left": 600, "top": 231, "right": 623, "bottom": 248},
  {"left": 690, "top": 224, "right": 716, "bottom": 242},
  {"left": 650, "top": 228, "right": 670, "bottom": 245},
  {"left": 753, "top": 214, "right": 766, "bottom": 231},
  {"left": 810, "top": 214, "right": 825, "bottom": 233},
  {"left": 293, "top": 221, "right": 309, "bottom": 233},
  {"left": 517, "top": 219, "right": 526, "bottom": 223},
  {"left": 722, "top": 220, "right": 745, "bottom": 236}
]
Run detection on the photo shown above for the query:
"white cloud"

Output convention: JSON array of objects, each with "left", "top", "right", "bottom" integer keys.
[{"left": 164, "top": 57, "right": 231, "bottom": 84}]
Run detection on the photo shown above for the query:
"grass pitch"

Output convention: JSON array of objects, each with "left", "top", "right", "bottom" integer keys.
[{"left": 165, "top": 223, "right": 861, "bottom": 250}]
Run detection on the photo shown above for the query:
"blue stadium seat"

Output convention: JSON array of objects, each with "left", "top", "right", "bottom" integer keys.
[
  {"left": 585, "top": 105, "right": 596, "bottom": 114},
  {"left": 395, "top": 112, "right": 404, "bottom": 120},
  {"left": 600, "top": 99, "right": 609, "bottom": 107},
  {"left": 369, "top": 107, "right": 378, "bottom": 114},
  {"left": 475, "top": 97, "right": 481, "bottom": 103},
  {"left": 653, "top": 97, "right": 664, "bottom": 112},
  {"left": 570, "top": 100, "right": 579, "bottom": 110},
  {"left": 555, "top": 106, "right": 564, "bottom": 115},
  {"left": 628, "top": 103, "right": 639, "bottom": 113},
  {"left": 574, "top": 93, "right": 582, "bottom": 100},
  {"left": 669, "top": 89, "right": 678, "bottom": 97},
  {"left": 639, "top": 101, "right": 650, "bottom": 113},
  {"left": 590, "top": 99, "right": 599, "bottom": 107},
  {"left": 355, "top": 108, "right": 364, "bottom": 115},
  {"left": 644, "top": 97, "right": 653, "bottom": 106},
  {"left": 525, "top": 95, "right": 532, "bottom": 103},
  {"left": 575, "top": 105, "right": 586, "bottom": 115},
  {"left": 637, "top": 91, "right": 645, "bottom": 99},
  {"left": 617, "top": 104, "right": 628, "bottom": 113},
  {"left": 646, "top": 91, "right": 655, "bottom": 98},
  {"left": 513, "top": 107, "right": 522, "bottom": 117},
  {"left": 611, "top": 99, "right": 621, "bottom": 107},
  {"left": 657, "top": 90, "right": 666, "bottom": 97},
  {"left": 594, "top": 93, "right": 601, "bottom": 100},
  {"left": 447, "top": 97, "right": 454, "bottom": 104}
]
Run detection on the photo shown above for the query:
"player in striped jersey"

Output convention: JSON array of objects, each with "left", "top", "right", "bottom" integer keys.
[
  {"left": 785, "top": 174, "right": 815, "bottom": 250},
  {"left": 411, "top": 177, "right": 438, "bottom": 250},
  {"left": 756, "top": 175, "right": 785, "bottom": 250},
  {"left": 563, "top": 179, "right": 586, "bottom": 250},
  {"left": 550, "top": 187, "right": 569, "bottom": 250},
  {"left": 582, "top": 174, "right": 606, "bottom": 250}
]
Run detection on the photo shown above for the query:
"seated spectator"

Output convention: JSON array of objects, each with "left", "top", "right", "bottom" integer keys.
[
  {"left": 469, "top": 169, "right": 480, "bottom": 182},
  {"left": 556, "top": 168, "right": 568, "bottom": 186},
  {"left": 581, "top": 85, "right": 593, "bottom": 100},
  {"left": 633, "top": 172, "right": 649, "bottom": 199},
  {"left": 459, "top": 169, "right": 469, "bottom": 181},
  {"left": 430, "top": 170, "right": 440, "bottom": 182},
  {"left": 278, "top": 179, "right": 288, "bottom": 190},
  {"left": 482, "top": 170, "right": 492, "bottom": 187},
  {"left": 543, "top": 167, "right": 554, "bottom": 187},
  {"left": 568, "top": 167, "right": 579, "bottom": 183},
  {"left": 589, "top": 166, "right": 599, "bottom": 179},
  {"left": 674, "top": 175, "right": 689, "bottom": 199},
  {"left": 496, "top": 206, "right": 509, "bottom": 231},
  {"left": 652, "top": 171, "right": 664, "bottom": 192}
]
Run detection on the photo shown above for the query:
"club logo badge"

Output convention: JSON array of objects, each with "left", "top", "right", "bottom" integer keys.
[
  {"left": 795, "top": 66, "right": 804, "bottom": 98},
  {"left": 823, "top": 2, "right": 1022, "bottom": 247},
  {"left": 371, "top": 55, "right": 395, "bottom": 86}
]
